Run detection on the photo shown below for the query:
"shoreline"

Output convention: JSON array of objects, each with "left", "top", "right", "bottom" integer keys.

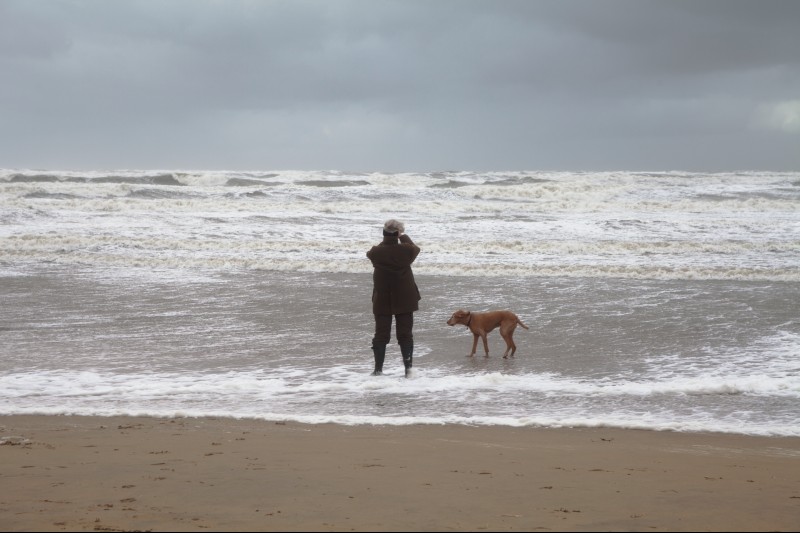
[{"left": 2, "top": 415, "right": 799, "bottom": 532}]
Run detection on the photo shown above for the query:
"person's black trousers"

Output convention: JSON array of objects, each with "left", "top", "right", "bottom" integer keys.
[{"left": 372, "top": 312, "right": 413, "bottom": 346}]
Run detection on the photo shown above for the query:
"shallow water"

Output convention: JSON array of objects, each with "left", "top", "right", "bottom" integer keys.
[
  {"left": 1, "top": 266, "right": 797, "bottom": 436},
  {"left": 1, "top": 169, "right": 799, "bottom": 435}
]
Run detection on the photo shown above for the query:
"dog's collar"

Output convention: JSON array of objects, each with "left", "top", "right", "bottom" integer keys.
[{"left": 465, "top": 311, "right": 472, "bottom": 326}]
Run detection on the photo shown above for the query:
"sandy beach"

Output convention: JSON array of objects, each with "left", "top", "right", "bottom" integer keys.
[{"left": 1, "top": 415, "right": 798, "bottom": 532}]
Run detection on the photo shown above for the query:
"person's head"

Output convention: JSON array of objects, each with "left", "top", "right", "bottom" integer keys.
[{"left": 383, "top": 219, "right": 405, "bottom": 237}]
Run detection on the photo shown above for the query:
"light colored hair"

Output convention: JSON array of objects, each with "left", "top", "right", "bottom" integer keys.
[{"left": 383, "top": 219, "right": 405, "bottom": 234}]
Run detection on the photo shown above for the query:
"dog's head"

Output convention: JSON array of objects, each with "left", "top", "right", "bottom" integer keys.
[{"left": 447, "top": 309, "right": 470, "bottom": 326}]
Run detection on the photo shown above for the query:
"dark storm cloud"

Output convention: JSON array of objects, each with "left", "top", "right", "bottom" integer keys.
[{"left": 1, "top": 0, "right": 798, "bottom": 171}]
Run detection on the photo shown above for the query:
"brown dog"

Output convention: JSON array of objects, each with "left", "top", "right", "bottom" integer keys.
[{"left": 447, "top": 309, "right": 529, "bottom": 358}]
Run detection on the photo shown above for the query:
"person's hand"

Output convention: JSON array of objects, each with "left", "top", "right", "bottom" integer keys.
[{"left": 399, "top": 234, "right": 412, "bottom": 243}]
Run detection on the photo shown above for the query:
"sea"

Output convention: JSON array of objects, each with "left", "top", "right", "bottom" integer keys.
[{"left": 1, "top": 169, "right": 798, "bottom": 437}]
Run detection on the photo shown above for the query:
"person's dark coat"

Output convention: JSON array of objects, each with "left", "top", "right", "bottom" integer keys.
[{"left": 367, "top": 235, "right": 421, "bottom": 315}]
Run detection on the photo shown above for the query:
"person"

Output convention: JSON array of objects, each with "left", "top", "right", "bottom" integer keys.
[{"left": 366, "top": 219, "right": 421, "bottom": 377}]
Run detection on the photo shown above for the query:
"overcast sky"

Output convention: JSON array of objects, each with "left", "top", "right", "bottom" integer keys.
[{"left": 1, "top": 0, "right": 798, "bottom": 173}]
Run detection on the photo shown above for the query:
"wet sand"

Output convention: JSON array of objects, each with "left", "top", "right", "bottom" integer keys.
[{"left": 1, "top": 415, "right": 799, "bottom": 531}]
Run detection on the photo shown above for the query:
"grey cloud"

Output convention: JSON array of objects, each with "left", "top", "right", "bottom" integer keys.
[{"left": 1, "top": 0, "right": 798, "bottom": 172}]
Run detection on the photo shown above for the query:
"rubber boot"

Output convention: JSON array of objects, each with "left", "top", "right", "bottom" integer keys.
[
  {"left": 371, "top": 343, "right": 387, "bottom": 376},
  {"left": 400, "top": 342, "right": 413, "bottom": 378}
]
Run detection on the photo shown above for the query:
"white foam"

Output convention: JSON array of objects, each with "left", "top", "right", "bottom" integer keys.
[{"left": 2, "top": 362, "right": 798, "bottom": 436}]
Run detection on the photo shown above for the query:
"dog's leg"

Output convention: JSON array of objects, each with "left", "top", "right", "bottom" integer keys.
[
  {"left": 500, "top": 323, "right": 517, "bottom": 358},
  {"left": 505, "top": 333, "right": 517, "bottom": 358},
  {"left": 481, "top": 332, "right": 490, "bottom": 357},
  {"left": 469, "top": 333, "right": 480, "bottom": 357}
]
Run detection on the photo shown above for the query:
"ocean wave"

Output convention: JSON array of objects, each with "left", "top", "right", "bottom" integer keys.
[
  {"left": 4, "top": 168, "right": 800, "bottom": 212},
  {"left": 2, "top": 368, "right": 798, "bottom": 436},
  {"left": 5, "top": 171, "right": 185, "bottom": 186},
  {"left": 297, "top": 179, "right": 371, "bottom": 187},
  {"left": 225, "top": 177, "right": 284, "bottom": 187},
  {"left": 2, "top": 168, "right": 799, "bottom": 281},
  {"left": 2, "top": 229, "right": 798, "bottom": 281},
  {"left": 125, "top": 188, "right": 203, "bottom": 200},
  {"left": 3, "top": 406, "right": 798, "bottom": 437}
]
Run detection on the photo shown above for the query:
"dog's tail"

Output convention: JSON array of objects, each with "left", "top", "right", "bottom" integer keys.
[{"left": 517, "top": 318, "right": 529, "bottom": 330}]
